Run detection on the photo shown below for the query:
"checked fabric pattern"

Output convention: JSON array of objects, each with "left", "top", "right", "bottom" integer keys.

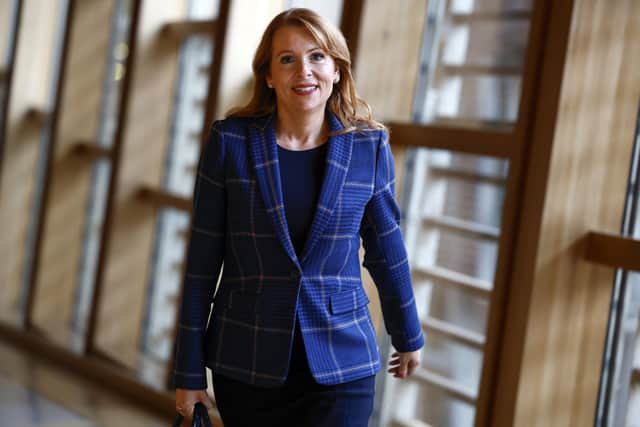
[{"left": 173, "top": 112, "right": 424, "bottom": 389}]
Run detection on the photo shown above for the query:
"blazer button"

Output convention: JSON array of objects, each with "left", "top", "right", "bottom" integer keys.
[{"left": 290, "top": 270, "right": 300, "bottom": 281}]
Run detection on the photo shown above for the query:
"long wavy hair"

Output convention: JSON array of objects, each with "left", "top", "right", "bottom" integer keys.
[{"left": 227, "top": 8, "right": 383, "bottom": 132}]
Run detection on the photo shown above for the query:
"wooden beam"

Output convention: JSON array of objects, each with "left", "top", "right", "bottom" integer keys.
[
  {"left": 441, "top": 64, "right": 522, "bottom": 77},
  {"left": 0, "top": 0, "right": 23, "bottom": 183},
  {"left": 422, "top": 316, "right": 486, "bottom": 348},
  {"left": 423, "top": 215, "right": 501, "bottom": 240},
  {"left": 480, "top": 0, "right": 556, "bottom": 422},
  {"left": 137, "top": 186, "right": 192, "bottom": 212},
  {"left": 387, "top": 122, "right": 515, "bottom": 159},
  {"left": 430, "top": 116, "right": 515, "bottom": 131},
  {"left": 392, "top": 419, "right": 433, "bottom": 427},
  {"left": 584, "top": 231, "right": 640, "bottom": 271},
  {"left": 411, "top": 368, "right": 477, "bottom": 405},
  {"left": 85, "top": 0, "right": 143, "bottom": 357},
  {"left": 428, "top": 165, "right": 507, "bottom": 186},
  {"left": 67, "top": 141, "right": 113, "bottom": 161},
  {"left": 339, "top": 0, "right": 364, "bottom": 69},
  {"left": 202, "top": 0, "right": 230, "bottom": 127},
  {"left": 161, "top": 19, "right": 216, "bottom": 39},
  {"left": 450, "top": 11, "right": 532, "bottom": 23},
  {"left": 23, "top": 0, "right": 76, "bottom": 329},
  {"left": 24, "top": 107, "right": 51, "bottom": 125},
  {"left": 0, "top": 68, "right": 6, "bottom": 80},
  {"left": 413, "top": 265, "right": 493, "bottom": 296}
]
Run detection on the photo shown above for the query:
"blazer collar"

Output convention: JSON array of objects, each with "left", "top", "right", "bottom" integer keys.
[{"left": 248, "top": 111, "right": 354, "bottom": 267}]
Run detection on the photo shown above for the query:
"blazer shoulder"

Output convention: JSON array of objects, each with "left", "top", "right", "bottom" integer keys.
[
  {"left": 351, "top": 127, "right": 387, "bottom": 146},
  {"left": 209, "top": 116, "right": 254, "bottom": 141}
]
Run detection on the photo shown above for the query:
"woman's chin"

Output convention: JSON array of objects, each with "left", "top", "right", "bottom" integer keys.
[{"left": 287, "top": 102, "right": 328, "bottom": 115}]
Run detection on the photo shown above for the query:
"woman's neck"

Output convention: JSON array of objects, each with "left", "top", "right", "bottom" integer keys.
[{"left": 275, "top": 108, "right": 328, "bottom": 151}]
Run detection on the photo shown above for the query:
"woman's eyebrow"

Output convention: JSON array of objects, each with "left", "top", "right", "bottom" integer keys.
[{"left": 274, "top": 47, "right": 322, "bottom": 57}]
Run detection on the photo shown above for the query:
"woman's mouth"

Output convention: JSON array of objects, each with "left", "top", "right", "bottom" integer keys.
[{"left": 292, "top": 85, "right": 318, "bottom": 95}]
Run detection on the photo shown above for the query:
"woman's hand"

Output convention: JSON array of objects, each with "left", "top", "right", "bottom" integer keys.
[
  {"left": 175, "top": 388, "right": 214, "bottom": 420},
  {"left": 388, "top": 350, "right": 420, "bottom": 379}
]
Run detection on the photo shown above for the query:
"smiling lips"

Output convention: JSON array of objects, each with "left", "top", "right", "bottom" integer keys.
[{"left": 292, "top": 84, "right": 318, "bottom": 95}]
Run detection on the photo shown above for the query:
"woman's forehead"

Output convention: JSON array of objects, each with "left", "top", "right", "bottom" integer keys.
[{"left": 271, "top": 25, "right": 325, "bottom": 54}]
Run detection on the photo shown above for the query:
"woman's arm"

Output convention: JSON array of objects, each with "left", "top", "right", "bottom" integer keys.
[
  {"left": 174, "top": 121, "right": 227, "bottom": 390},
  {"left": 359, "top": 130, "right": 424, "bottom": 367}
]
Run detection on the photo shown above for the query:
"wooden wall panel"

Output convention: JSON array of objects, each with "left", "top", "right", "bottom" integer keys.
[
  {"left": 352, "top": 0, "right": 427, "bottom": 332},
  {"left": 31, "top": 0, "right": 116, "bottom": 344},
  {"left": 95, "top": 1, "right": 188, "bottom": 368},
  {"left": 505, "top": 0, "right": 640, "bottom": 425},
  {"left": 216, "top": 0, "right": 285, "bottom": 118},
  {"left": 353, "top": 0, "right": 427, "bottom": 122},
  {"left": 0, "top": 0, "right": 65, "bottom": 324}
]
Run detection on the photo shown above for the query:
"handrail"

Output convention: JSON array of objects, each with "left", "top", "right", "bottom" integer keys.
[
  {"left": 421, "top": 317, "right": 486, "bottom": 348},
  {"left": 450, "top": 11, "right": 531, "bottom": 23},
  {"left": 411, "top": 368, "right": 477, "bottom": 404},
  {"left": 161, "top": 19, "right": 216, "bottom": 39},
  {"left": 387, "top": 122, "right": 514, "bottom": 158},
  {"left": 423, "top": 215, "right": 501, "bottom": 240},
  {"left": 24, "top": 107, "right": 50, "bottom": 125},
  {"left": 441, "top": 64, "right": 522, "bottom": 76},
  {"left": 413, "top": 265, "right": 493, "bottom": 296},
  {"left": 67, "top": 141, "right": 113, "bottom": 161},
  {"left": 583, "top": 231, "right": 640, "bottom": 271},
  {"left": 428, "top": 164, "right": 507, "bottom": 185},
  {"left": 137, "top": 186, "right": 191, "bottom": 212}
]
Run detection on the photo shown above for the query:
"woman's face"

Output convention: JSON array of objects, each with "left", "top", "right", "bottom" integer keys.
[{"left": 266, "top": 25, "right": 339, "bottom": 116}]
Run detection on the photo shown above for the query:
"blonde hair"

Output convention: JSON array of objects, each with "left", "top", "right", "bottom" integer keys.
[{"left": 227, "top": 8, "right": 383, "bottom": 132}]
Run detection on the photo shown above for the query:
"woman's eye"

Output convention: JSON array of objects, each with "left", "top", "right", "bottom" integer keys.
[
  {"left": 279, "top": 55, "right": 293, "bottom": 64},
  {"left": 310, "top": 52, "right": 325, "bottom": 61}
]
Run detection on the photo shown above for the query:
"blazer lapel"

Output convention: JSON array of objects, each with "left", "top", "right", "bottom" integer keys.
[
  {"left": 248, "top": 114, "right": 299, "bottom": 266},
  {"left": 299, "top": 113, "right": 353, "bottom": 264}
]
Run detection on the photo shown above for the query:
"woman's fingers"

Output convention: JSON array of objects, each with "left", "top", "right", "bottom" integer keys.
[
  {"left": 176, "top": 389, "right": 213, "bottom": 418},
  {"left": 387, "top": 367, "right": 406, "bottom": 378},
  {"left": 397, "top": 361, "right": 408, "bottom": 378},
  {"left": 387, "top": 350, "right": 421, "bottom": 379}
]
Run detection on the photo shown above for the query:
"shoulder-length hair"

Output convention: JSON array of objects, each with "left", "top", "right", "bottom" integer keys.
[{"left": 227, "top": 8, "right": 384, "bottom": 132}]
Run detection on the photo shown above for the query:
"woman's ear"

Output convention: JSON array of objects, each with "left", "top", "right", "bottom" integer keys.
[
  {"left": 334, "top": 69, "right": 340, "bottom": 84},
  {"left": 266, "top": 74, "right": 273, "bottom": 88}
]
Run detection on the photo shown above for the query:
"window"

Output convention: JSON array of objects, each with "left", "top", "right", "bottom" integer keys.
[
  {"left": 74, "top": 0, "right": 135, "bottom": 351},
  {"left": 365, "top": 0, "right": 533, "bottom": 425},
  {"left": 597, "top": 105, "right": 640, "bottom": 426},
  {"left": 138, "top": 0, "right": 220, "bottom": 389}
]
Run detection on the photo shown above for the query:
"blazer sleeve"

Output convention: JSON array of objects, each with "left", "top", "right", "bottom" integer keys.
[
  {"left": 173, "top": 121, "right": 226, "bottom": 389},
  {"left": 359, "top": 129, "right": 424, "bottom": 353}
]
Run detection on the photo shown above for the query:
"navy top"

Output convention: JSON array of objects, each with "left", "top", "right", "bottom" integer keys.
[
  {"left": 277, "top": 143, "right": 328, "bottom": 256},
  {"left": 277, "top": 142, "right": 328, "bottom": 378}
]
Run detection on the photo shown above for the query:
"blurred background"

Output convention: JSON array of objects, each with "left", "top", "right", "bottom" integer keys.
[{"left": 0, "top": 0, "right": 638, "bottom": 426}]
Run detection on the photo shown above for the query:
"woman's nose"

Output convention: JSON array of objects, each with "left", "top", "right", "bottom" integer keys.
[{"left": 295, "top": 59, "right": 311, "bottom": 76}]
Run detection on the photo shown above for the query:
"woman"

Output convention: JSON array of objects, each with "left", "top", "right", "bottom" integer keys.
[{"left": 174, "top": 8, "right": 423, "bottom": 427}]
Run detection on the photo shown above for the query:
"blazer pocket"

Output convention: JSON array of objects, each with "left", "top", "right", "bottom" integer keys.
[{"left": 330, "top": 288, "right": 370, "bottom": 315}]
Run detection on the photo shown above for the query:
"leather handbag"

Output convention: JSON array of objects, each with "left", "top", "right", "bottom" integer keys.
[{"left": 172, "top": 402, "right": 213, "bottom": 427}]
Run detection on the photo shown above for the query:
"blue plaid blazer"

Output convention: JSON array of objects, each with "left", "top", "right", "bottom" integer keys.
[{"left": 174, "top": 112, "right": 424, "bottom": 389}]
